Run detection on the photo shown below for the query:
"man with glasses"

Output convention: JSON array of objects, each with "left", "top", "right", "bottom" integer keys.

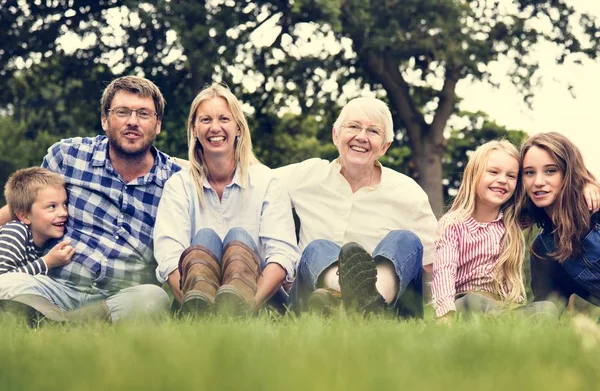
[
  {"left": 0, "top": 76, "right": 181, "bottom": 323},
  {"left": 276, "top": 97, "right": 437, "bottom": 318}
]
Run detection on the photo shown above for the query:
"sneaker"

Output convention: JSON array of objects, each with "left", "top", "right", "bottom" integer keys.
[
  {"left": 308, "top": 288, "right": 342, "bottom": 315},
  {"left": 338, "top": 242, "right": 385, "bottom": 314}
]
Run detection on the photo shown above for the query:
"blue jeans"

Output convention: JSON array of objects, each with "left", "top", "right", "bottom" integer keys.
[
  {"left": 290, "top": 230, "right": 423, "bottom": 318},
  {"left": 531, "top": 221, "right": 600, "bottom": 309},
  {"left": 0, "top": 273, "right": 169, "bottom": 322},
  {"left": 191, "top": 227, "right": 288, "bottom": 309}
]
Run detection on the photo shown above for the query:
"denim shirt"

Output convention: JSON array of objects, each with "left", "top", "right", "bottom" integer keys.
[{"left": 536, "top": 213, "right": 600, "bottom": 296}]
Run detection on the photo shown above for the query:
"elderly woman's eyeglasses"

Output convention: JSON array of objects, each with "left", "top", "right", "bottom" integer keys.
[
  {"left": 108, "top": 107, "right": 157, "bottom": 120},
  {"left": 341, "top": 122, "right": 384, "bottom": 139}
]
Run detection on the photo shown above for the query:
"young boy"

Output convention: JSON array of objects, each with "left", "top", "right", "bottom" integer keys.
[{"left": 0, "top": 167, "right": 74, "bottom": 275}]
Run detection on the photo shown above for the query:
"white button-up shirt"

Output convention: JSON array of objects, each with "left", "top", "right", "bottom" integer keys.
[
  {"left": 274, "top": 158, "right": 437, "bottom": 265},
  {"left": 154, "top": 164, "right": 299, "bottom": 283}
]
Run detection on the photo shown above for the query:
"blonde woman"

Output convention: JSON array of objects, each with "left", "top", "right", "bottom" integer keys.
[{"left": 154, "top": 83, "right": 299, "bottom": 315}]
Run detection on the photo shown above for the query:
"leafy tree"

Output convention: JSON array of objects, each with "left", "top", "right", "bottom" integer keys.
[
  {"left": 246, "top": 0, "right": 600, "bottom": 215},
  {"left": 442, "top": 111, "right": 528, "bottom": 211},
  {"left": 2, "top": 0, "right": 595, "bottom": 216}
]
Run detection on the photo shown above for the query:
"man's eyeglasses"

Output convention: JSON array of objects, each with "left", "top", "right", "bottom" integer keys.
[
  {"left": 341, "top": 122, "right": 384, "bottom": 139},
  {"left": 108, "top": 107, "right": 157, "bottom": 120}
]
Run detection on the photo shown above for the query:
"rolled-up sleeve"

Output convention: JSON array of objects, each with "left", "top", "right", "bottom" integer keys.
[
  {"left": 432, "top": 223, "right": 460, "bottom": 317},
  {"left": 259, "top": 176, "right": 300, "bottom": 282},
  {"left": 153, "top": 173, "right": 193, "bottom": 283}
]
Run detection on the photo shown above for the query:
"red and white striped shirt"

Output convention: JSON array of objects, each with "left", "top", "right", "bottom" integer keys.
[{"left": 432, "top": 213, "right": 506, "bottom": 317}]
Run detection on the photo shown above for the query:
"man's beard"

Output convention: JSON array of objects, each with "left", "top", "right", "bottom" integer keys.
[{"left": 106, "top": 126, "right": 156, "bottom": 161}]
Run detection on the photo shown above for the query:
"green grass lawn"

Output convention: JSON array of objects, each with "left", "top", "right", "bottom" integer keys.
[{"left": 1, "top": 310, "right": 599, "bottom": 391}]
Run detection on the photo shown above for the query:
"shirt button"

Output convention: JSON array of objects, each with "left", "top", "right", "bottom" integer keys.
[
  {"left": 120, "top": 214, "right": 124, "bottom": 219},
  {"left": 115, "top": 235, "right": 119, "bottom": 240}
]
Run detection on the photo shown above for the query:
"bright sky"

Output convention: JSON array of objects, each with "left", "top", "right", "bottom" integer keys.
[{"left": 458, "top": 1, "right": 600, "bottom": 176}]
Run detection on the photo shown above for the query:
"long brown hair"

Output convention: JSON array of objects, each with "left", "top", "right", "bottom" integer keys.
[
  {"left": 517, "top": 132, "right": 597, "bottom": 262},
  {"left": 440, "top": 140, "right": 525, "bottom": 303}
]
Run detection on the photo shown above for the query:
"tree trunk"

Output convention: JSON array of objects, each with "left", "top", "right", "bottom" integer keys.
[{"left": 412, "top": 133, "right": 445, "bottom": 218}]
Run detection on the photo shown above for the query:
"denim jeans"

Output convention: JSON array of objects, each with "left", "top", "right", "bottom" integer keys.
[
  {"left": 0, "top": 272, "right": 169, "bottom": 322},
  {"left": 192, "top": 227, "right": 288, "bottom": 309},
  {"left": 191, "top": 227, "right": 259, "bottom": 261},
  {"left": 289, "top": 230, "right": 423, "bottom": 318},
  {"left": 531, "top": 221, "right": 600, "bottom": 309}
]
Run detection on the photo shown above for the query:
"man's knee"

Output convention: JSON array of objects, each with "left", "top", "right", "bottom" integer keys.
[
  {"left": 131, "top": 284, "right": 170, "bottom": 310},
  {"left": 107, "top": 284, "right": 170, "bottom": 322}
]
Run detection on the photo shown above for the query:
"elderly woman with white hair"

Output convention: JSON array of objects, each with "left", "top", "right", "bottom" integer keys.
[
  {"left": 153, "top": 83, "right": 299, "bottom": 316},
  {"left": 277, "top": 97, "right": 437, "bottom": 317}
]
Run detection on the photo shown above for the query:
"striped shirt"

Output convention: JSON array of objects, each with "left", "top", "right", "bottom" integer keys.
[
  {"left": 0, "top": 221, "right": 47, "bottom": 275},
  {"left": 41, "top": 136, "right": 181, "bottom": 293},
  {"left": 432, "top": 214, "right": 507, "bottom": 317}
]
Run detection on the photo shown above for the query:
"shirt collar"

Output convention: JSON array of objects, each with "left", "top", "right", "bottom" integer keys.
[
  {"left": 202, "top": 166, "right": 249, "bottom": 189},
  {"left": 331, "top": 158, "right": 383, "bottom": 189},
  {"left": 90, "top": 136, "right": 172, "bottom": 187},
  {"left": 464, "top": 212, "right": 504, "bottom": 233}
]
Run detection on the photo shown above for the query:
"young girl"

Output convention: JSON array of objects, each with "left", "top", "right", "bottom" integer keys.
[
  {"left": 518, "top": 132, "right": 600, "bottom": 312},
  {"left": 432, "top": 140, "right": 548, "bottom": 318}
]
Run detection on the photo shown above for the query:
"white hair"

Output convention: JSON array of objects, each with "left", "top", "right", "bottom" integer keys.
[{"left": 333, "top": 97, "right": 394, "bottom": 143}]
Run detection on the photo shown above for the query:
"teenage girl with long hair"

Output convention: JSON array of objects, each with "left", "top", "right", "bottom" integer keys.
[{"left": 518, "top": 132, "right": 600, "bottom": 312}]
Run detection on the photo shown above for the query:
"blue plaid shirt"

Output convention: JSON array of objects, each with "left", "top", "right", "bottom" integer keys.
[{"left": 42, "top": 136, "right": 181, "bottom": 293}]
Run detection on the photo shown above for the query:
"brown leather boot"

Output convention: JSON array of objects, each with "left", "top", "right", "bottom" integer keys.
[
  {"left": 178, "top": 245, "right": 221, "bottom": 316},
  {"left": 215, "top": 241, "right": 260, "bottom": 316}
]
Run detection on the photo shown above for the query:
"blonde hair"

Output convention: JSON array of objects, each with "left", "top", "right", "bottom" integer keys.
[
  {"left": 441, "top": 140, "right": 525, "bottom": 303},
  {"left": 186, "top": 83, "right": 258, "bottom": 205},
  {"left": 333, "top": 97, "right": 394, "bottom": 143},
  {"left": 4, "top": 167, "right": 65, "bottom": 220}
]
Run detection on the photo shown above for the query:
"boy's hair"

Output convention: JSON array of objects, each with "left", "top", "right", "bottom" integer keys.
[
  {"left": 440, "top": 140, "right": 525, "bottom": 304},
  {"left": 4, "top": 167, "right": 65, "bottom": 220},
  {"left": 100, "top": 76, "right": 166, "bottom": 120},
  {"left": 517, "top": 132, "right": 597, "bottom": 262}
]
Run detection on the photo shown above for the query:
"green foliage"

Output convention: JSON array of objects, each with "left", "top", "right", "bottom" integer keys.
[
  {"left": 0, "top": 117, "right": 64, "bottom": 205},
  {"left": 1, "top": 0, "right": 598, "bottom": 215},
  {"left": 252, "top": 111, "right": 338, "bottom": 167},
  {"left": 443, "top": 111, "right": 529, "bottom": 207}
]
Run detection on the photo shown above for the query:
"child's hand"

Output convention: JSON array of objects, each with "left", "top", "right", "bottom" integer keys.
[{"left": 44, "top": 239, "right": 75, "bottom": 268}]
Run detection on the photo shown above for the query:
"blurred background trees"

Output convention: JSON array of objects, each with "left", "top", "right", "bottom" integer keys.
[{"left": 1, "top": 0, "right": 597, "bottom": 215}]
